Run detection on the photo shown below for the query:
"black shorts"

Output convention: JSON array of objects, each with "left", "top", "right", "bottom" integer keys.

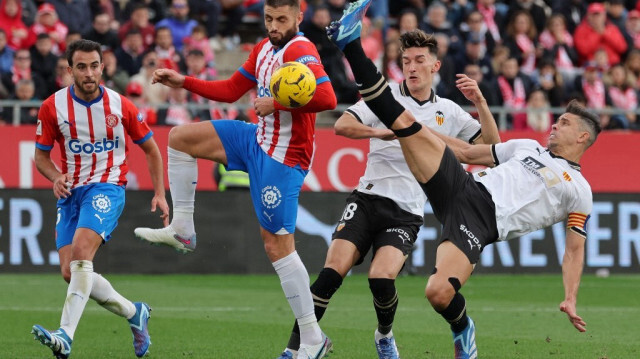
[
  {"left": 422, "top": 146, "right": 499, "bottom": 264},
  {"left": 332, "top": 191, "right": 423, "bottom": 266}
]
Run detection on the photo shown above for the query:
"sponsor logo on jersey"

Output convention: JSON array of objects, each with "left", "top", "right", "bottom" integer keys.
[
  {"left": 521, "top": 156, "right": 560, "bottom": 187},
  {"left": 92, "top": 193, "right": 112, "bottom": 213},
  {"left": 36, "top": 120, "right": 42, "bottom": 135},
  {"left": 295, "top": 55, "right": 320, "bottom": 65},
  {"left": 435, "top": 110, "right": 445, "bottom": 126},
  {"left": 68, "top": 137, "right": 120, "bottom": 154},
  {"left": 261, "top": 185, "right": 282, "bottom": 209},
  {"left": 386, "top": 227, "right": 410, "bottom": 243},
  {"left": 257, "top": 85, "right": 272, "bottom": 98},
  {"left": 563, "top": 171, "right": 572, "bottom": 181},
  {"left": 105, "top": 114, "right": 119, "bottom": 128},
  {"left": 477, "top": 171, "right": 487, "bottom": 177},
  {"left": 460, "top": 224, "right": 481, "bottom": 251}
]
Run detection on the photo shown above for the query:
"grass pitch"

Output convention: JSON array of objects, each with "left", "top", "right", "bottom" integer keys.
[{"left": 1, "top": 273, "right": 638, "bottom": 358}]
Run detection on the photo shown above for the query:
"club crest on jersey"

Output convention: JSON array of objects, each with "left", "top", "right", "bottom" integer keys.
[
  {"left": 137, "top": 113, "right": 144, "bottom": 122},
  {"left": 36, "top": 119, "right": 42, "bottom": 135},
  {"left": 563, "top": 171, "right": 572, "bottom": 181},
  {"left": 92, "top": 193, "right": 112, "bottom": 213},
  {"left": 435, "top": 111, "right": 445, "bottom": 126},
  {"left": 261, "top": 185, "right": 282, "bottom": 209},
  {"left": 105, "top": 114, "right": 119, "bottom": 128}
]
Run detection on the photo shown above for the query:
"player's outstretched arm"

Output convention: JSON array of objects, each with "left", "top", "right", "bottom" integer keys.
[
  {"left": 138, "top": 138, "right": 169, "bottom": 226},
  {"left": 34, "top": 148, "right": 72, "bottom": 199},
  {"left": 152, "top": 68, "right": 186, "bottom": 88},
  {"left": 431, "top": 132, "right": 495, "bottom": 167},
  {"left": 334, "top": 112, "right": 395, "bottom": 140},
  {"left": 559, "top": 230, "right": 587, "bottom": 332},
  {"left": 456, "top": 74, "right": 500, "bottom": 145}
]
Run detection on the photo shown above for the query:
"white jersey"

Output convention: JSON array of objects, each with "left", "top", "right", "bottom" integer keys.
[
  {"left": 346, "top": 82, "right": 482, "bottom": 216},
  {"left": 474, "top": 139, "right": 592, "bottom": 241}
]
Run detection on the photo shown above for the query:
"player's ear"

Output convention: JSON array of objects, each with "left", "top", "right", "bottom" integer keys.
[{"left": 297, "top": 10, "right": 303, "bottom": 25}]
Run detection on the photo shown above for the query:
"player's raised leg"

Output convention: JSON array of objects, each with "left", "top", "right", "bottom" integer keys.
[
  {"left": 135, "top": 121, "right": 227, "bottom": 253},
  {"left": 327, "top": 0, "right": 445, "bottom": 184}
]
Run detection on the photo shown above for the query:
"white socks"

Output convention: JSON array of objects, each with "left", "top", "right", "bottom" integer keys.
[
  {"left": 168, "top": 147, "right": 197, "bottom": 236},
  {"left": 273, "top": 251, "right": 323, "bottom": 346},
  {"left": 60, "top": 260, "right": 94, "bottom": 339},
  {"left": 90, "top": 273, "right": 136, "bottom": 320}
]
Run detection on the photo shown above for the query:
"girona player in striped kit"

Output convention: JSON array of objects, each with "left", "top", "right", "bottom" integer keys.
[
  {"left": 31, "top": 40, "right": 169, "bottom": 359},
  {"left": 133, "top": 0, "right": 337, "bottom": 357}
]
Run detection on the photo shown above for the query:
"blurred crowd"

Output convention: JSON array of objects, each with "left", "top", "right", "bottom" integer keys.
[{"left": 1, "top": 0, "right": 640, "bottom": 131}]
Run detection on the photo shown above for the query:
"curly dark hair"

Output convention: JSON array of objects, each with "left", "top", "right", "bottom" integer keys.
[{"left": 399, "top": 29, "right": 438, "bottom": 56}]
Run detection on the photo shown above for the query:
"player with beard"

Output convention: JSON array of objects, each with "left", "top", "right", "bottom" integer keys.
[{"left": 134, "top": 0, "right": 336, "bottom": 357}]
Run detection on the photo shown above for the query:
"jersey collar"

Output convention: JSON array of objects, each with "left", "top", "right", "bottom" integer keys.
[
  {"left": 70, "top": 85, "right": 105, "bottom": 107},
  {"left": 548, "top": 150, "right": 581, "bottom": 171},
  {"left": 400, "top": 80, "right": 436, "bottom": 105}
]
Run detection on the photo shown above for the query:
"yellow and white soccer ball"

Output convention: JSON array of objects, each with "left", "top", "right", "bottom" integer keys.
[{"left": 270, "top": 61, "right": 316, "bottom": 108}]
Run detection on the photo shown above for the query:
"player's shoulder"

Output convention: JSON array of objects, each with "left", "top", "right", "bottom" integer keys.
[
  {"left": 284, "top": 35, "right": 319, "bottom": 58},
  {"left": 507, "top": 138, "right": 542, "bottom": 149}
]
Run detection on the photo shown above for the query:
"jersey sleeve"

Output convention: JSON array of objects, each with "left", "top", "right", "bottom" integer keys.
[
  {"left": 567, "top": 191, "right": 592, "bottom": 238},
  {"left": 451, "top": 102, "right": 481, "bottom": 143},
  {"left": 491, "top": 139, "right": 540, "bottom": 166},
  {"left": 238, "top": 39, "right": 263, "bottom": 84},
  {"left": 345, "top": 100, "right": 378, "bottom": 127},
  {"left": 282, "top": 39, "right": 330, "bottom": 86},
  {"left": 121, "top": 97, "right": 153, "bottom": 144},
  {"left": 35, "top": 99, "right": 59, "bottom": 151}
]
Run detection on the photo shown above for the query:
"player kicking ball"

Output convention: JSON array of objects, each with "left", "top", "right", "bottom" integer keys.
[{"left": 327, "top": 0, "right": 597, "bottom": 358}]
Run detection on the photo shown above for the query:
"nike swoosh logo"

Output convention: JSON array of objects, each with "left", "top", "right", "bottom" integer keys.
[
  {"left": 336, "top": 22, "right": 361, "bottom": 41},
  {"left": 174, "top": 234, "right": 191, "bottom": 245}
]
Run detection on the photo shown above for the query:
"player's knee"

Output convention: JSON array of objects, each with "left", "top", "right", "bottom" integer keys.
[
  {"left": 425, "top": 275, "right": 456, "bottom": 310},
  {"left": 368, "top": 267, "right": 396, "bottom": 279},
  {"left": 168, "top": 125, "right": 190, "bottom": 151}
]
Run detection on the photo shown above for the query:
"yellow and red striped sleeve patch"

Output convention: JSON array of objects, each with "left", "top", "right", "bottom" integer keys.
[{"left": 567, "top": 212, "right": 589, "bottom": 237}]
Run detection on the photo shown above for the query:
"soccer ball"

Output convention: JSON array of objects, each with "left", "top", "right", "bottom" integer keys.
[{"left": 270, "top": 61, "right": 316, "bottom": 108}]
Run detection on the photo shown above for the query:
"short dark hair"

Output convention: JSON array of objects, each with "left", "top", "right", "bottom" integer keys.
[
  {"left": 566, "top": 100, "right": 601, "bottom": 148},
  {"left": 265, "top": 0, "right": 299, "bottom": 10},
  {"left": 65, "top": 39, "right": 103, "bottom": 66},
  {"left": 399, "top": 30, "right": 438, "bottom": 57}
]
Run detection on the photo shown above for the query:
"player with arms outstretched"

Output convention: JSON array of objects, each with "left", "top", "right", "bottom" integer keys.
[
  {"left": 326, "top": 1, "right": 597, "bottom": 358},
  {"left": 31, "top": 39, "right": 169, "bottom": 359},
  {"left": 134, "top": 0, "right": 337, "bottom": 357}
]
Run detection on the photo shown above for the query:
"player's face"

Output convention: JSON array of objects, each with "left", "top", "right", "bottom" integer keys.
[
  {"left": 402, "top": 47, "right": 440, "bottom": 93},
  {"left": 548, "top": 113, "right": 584, "bottom": 151},
  {"left": 264, "top": 5, "right": 302, "bottom": 48},
  {"left": 70, "top": 50, "right": 104, "bottom": 100}
]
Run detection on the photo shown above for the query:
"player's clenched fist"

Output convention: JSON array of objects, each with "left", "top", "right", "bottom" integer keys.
[{"left": 152, "top": 69, "right": 185, "bottom": 88}]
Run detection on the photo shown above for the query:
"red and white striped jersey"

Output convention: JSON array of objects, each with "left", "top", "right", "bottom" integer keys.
[
  {"left": 239, "top": 34, "right": 330, "bottom": 170},
  {"left": 35, "top": 85, "right": 153, "bottom": 189}
]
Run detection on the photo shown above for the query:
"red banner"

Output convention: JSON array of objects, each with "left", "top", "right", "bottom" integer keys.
[{"left": 2, "top": 126, "right": 639, "bottom": 193}]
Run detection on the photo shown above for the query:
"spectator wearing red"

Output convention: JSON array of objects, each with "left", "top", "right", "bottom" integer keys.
[
  {"left": 181, "top": 25, "right": 216, "bottom": 73},
  {"left": 574, "top": 2, "right": 627, "bottom": 66},
  {"left": 126, "top": 81, "right": 158, "bottom": 126},
  {"left": 130, "top": 49, "right": 169, "bottom": 107},
  {"left": 28, "top": 3, "right": 68, "bottom": 56},
  {"left": 0, "top": 0, "right": 30, "bottom": 50},
  {"left": 0, "top": 48, "right": 47, "bottom": 99},
  {"left": 118, "top": 4, "right": 155, "bottom": 51},
  {"left": 154, "top": 26, "right": 185, "bottom": 72},
  {"left": 539, "top": 14, "right": 578, "bottom": 82},
  {"left": 605, "top": 64, "right": 637, "bottom": 129},
  {"left": 503, "top": 10, "right": 540, "bottom": 76},
  {"left": 496, "top": 56, "right": 534, "bottom": 128}
]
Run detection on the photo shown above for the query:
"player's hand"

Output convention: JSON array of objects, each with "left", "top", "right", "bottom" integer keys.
[
  {"left": 53, "top": 173, "right": 72, "bottom": 199},
  {"left": 151, "top": 195, "right": 170, "bottom": 227},
  {"left": 151, "top": 69, "right": 185, "bottom": 88},
  {"left": 375, "top": 129, "right": 396, "bottom": 141},
  {"left": 559, "top": 300, "right": 586, "bottom": 332},
  {"left": 456, "top": 74, "right": 485, "bottom": 105},
  {"left": 254, "top": 97, "right": 276, "bottom": 117}
]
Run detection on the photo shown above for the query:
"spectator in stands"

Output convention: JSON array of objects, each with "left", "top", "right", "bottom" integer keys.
[
  {"left": 184, "top": 49, "right": 215, "bottom": 122},
  {"left": 131, "top": 49, "right": 169, "bottom": 107},
  {"left": 624, "top": 49, "right": 640, "bottom": 88},
  {"left": 118, "top": 4, "right": 155, "bottom": 51},
  {"left": 187, "top": 0, "right": 221, "bottom": 48},
  {"left": 433, "top": 32, "right": 457, "bottom": 98},
  {"left": 64, "top": 30, "right": 81, "bottom": 47},
  {"left": 593, "top": 48, "right": 611, "bottom": 73},
  {"left": 30, "top": 32, "right": 57, "bottom": 97},
  {"left": 157, "top": 87, "right": 192, "bottom": 126},
  {"left": 327, "top": 0, "right": 347, "bottom": 21},
  {"left": 441, "top": 0, "right": 472, "bottom": 30},
  {"left": 115, "top": 28, "right": 145, "bottom": 76},
  {"left": 503, "top": 10, "right": 540, "bottom": 76},
  {"left": 605, "top": 64, "right": 637, "bottom": 129},
  {"left": 0, "top": 0, "right": 31, "bottom": 50},
  {"left": 574, "top": 62, "right": 610, "bottom": 127},
  {"left": 29, "top": 3, "right": 68, "bottom": 56},
  {"left": 450, "top": 63, "right": 498, "bottom": 108},
  {"left": 606, "top": 0, "right": 627, "bottom": 34},
  {"left": 496, "top": 56, "right": 533, "bottom": 128},
  {"left": 522, "top": 88, "right": 552, "bottom": 131},
  {"left": 49, "top": 0, "right": 91, "bottom": 34},
  {"left": 574, "top": 2, "right": 627, "bottom": 66},
  {"left": 19, "top": 0, "right": 37, "bottom": 27},
  {"left": 460, "top": 10, "right": 497, "bottom": 58},
  {"left": 53, "top": 55, "right": 71, "bottom": 91},
  {"left": 422, "top": 2, "right": 463, "bottom": 57},
  {"left": 476, "top": 0, "right": 507, "bottom": 48},
  {"left": 505, "top": 0, "right": 550, "bottom": 35},
  {"left": 537, "top": 59, "right": 566, "bottom": 107},
  {"left": 155, "top": 0, "right": 198, "bottom": 52},
  {"left": 126, "top": 81, "right": 158, "bottom": 125},
  {"left": 624, "top": 9, "right": 640, "bottom": 51},
  {"left": 89, "top": 0, "right": 122, "bottom": 28},
  {"left": 397, "top": 9, "right": 419, "bottom": 35},
  {"left": 490, "top": 44, "right": 510, "bottom": 76},
  {"left": 552, "top": 0, "right": 585, "bottom": 34},
  {"left": 0, "top": 29, "right": 14, "bottom": 75},
  {"left": 1, "top": 48, "right": 47, "bottom": 99},
  {"left": 123, "top": 0, "right": 166, "bottom": 25},
  {"left": 382, "top": 38, "right": 403, "bottom": 83},
  {"left": 538, "top": 13, "right": 578, "bottom": 84},
  {"left": 182, "top": 24, "right": 216, "bottom": 72},
  {"left": 361, "top": 16, "right": 382, "bottom": 67},
  {"left": 101, "top": 49, "right": 128, "bottom": 94},
  {"left": 154, "top": 26, "right": 185, "bottom": 72},
  {"left": 217, "top": 0, "right": 245, "bottom": 50},
  {"left": 84, "top": 12, "right": 120, "bottom": 51},
  {"left": 13, "top": 78, "right": 38, "bottom": 123},
  {"left": 454, "top": 32, "right": 494, "bottom": 82}
]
